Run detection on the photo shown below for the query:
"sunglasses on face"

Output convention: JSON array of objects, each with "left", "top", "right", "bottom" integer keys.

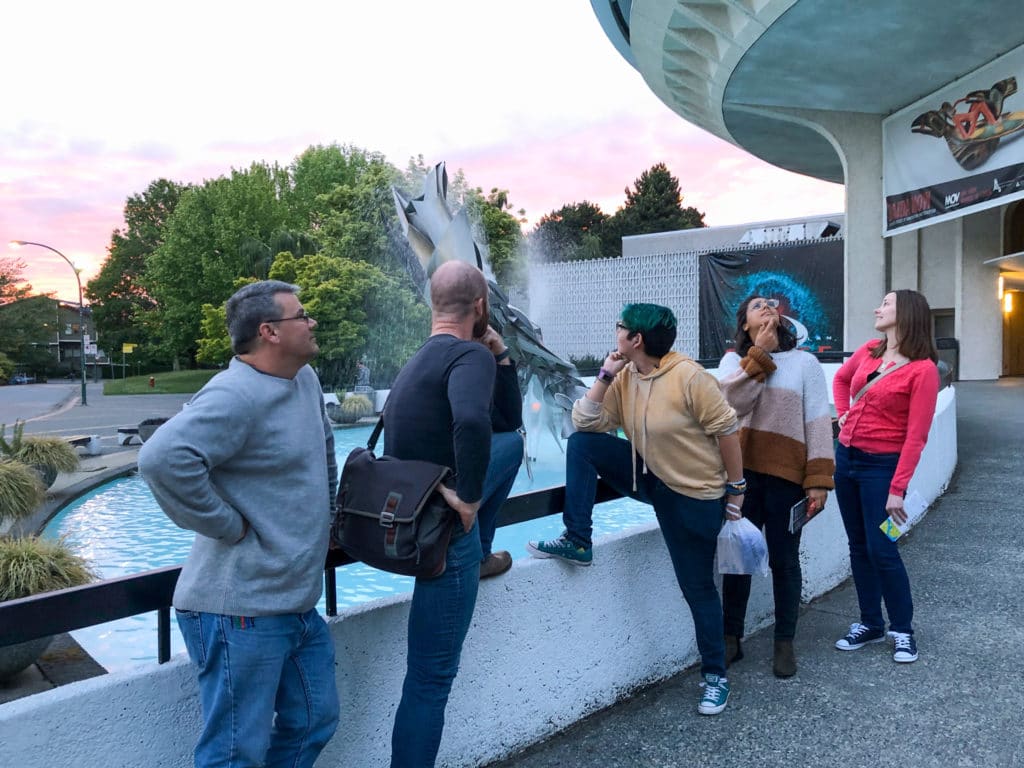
[{"left": 749, "top": 299, "right": 780, "bottom": 312}]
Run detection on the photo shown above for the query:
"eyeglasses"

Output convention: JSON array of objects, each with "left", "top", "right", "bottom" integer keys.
[
  {"left": 266, "top": 311, "right": 315, "bottom": 325},
  {"left": 615, "top": 321, "right": 631, "bottom": 332},
  {"left": 749, "top": 299, "right": 780, "bottom": 312}
]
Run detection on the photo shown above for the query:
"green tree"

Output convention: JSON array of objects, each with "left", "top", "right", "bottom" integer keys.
[
  {"left": 530, "top": 201, "right": 608, "bottom": 263},
  {"left": 289, "top": 144, "right": 388, "bottom": 230},
  {"left": 602, "top": 163, "right": 705, "bottom": 257},
  {"left": 0, "top": 297, "right": 58, "bottom": 374},
  {"left": 268, "top": 252, "right": 429, "bottom": 389},
  {"left": 85, "top": 179, "right": 185, "bottom": 369},
  {"left": 464, "top": 188, "right": 527, "bottom": 290},
  {"left": 317, "top": 159, "right": 403, "bottom": 273},
  {"left": 145, "top": 163, "right": 292, "bottom": 366}
]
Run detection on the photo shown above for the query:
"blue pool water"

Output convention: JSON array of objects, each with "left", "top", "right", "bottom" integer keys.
[{"left": 44, "top": 426, "right": 655, "bottom": 672}]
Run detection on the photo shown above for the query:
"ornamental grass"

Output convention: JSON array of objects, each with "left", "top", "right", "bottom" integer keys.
[
  {"left": 0, "top": 460, "right": 46, "bottom": 524},
  {"left": 0, "top": 535, "right": 97, "bottom": 602}
]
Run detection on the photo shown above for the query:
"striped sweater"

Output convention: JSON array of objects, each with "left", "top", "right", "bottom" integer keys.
[{"left": 718, "top": 347, "right": 835, "bottom": 490}]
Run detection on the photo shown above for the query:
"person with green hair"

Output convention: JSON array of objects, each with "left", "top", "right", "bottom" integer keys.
[{"left": 528, "top": 302, "right": 744, "bottom": 716}]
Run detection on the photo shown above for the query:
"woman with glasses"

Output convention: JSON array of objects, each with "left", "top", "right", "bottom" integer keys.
[
  {"left": 717, "top": 294, "right": 835, "bottom": 678},
  {"left": 528, "top": 303, "right": 743, "bottom": 715},
  {"left": 831, "top": 290, "right": 938, "bottom": 664}
]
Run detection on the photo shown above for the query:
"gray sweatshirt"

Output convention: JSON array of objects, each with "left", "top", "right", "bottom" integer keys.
[{"left": 139, "top": 358, "right": 337, "bottom": 616}]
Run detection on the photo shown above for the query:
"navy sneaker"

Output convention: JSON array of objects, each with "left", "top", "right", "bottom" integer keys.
[
  {"left": 889, "top": 631, "right": 919, "bottom": 663},
  {"left": 526, "top": 533, "right": 592, "bottom": 566},
  {"left": 835, "top": 622, "right": 886, "bottom": 651}
]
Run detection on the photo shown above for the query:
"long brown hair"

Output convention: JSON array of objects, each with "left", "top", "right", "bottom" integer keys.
[{"left": 870, "top": 289, "right": 938, "bottom": 362}]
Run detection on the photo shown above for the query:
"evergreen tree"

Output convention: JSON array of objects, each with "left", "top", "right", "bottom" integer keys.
[
  {"left": 602, "top": 163, "right": 705, "bottom": 257},
  {"left": 530, "top": 201, "right": 607, "bottom": 263}
]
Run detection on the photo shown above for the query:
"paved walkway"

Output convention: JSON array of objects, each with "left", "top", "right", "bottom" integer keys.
[{"left": 492, "top": 379, "right": 1024, "bottom": 768}]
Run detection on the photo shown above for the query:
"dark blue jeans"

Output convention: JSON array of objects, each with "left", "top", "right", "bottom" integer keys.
[
  {"left": 722, "top": 470, "right": 806, "bottom": 640},
  {"left": 477, "top": 431, "right": 525, "bottom": 559},
  {"left": 834, "top": 444, "right": 914, "bottom": 634},
  {"left": 563, "top": 431, "right": 726, "bottom": 677},
  {"left": 391, "top": 520, "right": 482, "bottom": 767}
]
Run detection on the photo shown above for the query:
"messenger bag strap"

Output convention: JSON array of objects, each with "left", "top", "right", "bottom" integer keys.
[
  {"left": 851, "top": 360, "right": 908, "bottom": 405},
  {"left": 367, "top": 415, "right": 385, "bottom": 451}
]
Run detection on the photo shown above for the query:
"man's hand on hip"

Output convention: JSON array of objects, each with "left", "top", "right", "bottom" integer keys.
[{"left": 438, "top": 485, "right": 481, "bottom": 532}]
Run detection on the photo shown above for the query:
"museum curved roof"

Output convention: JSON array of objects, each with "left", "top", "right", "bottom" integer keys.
[{"left": 591, "top": 0, "right": 1024, "bottom": 183}]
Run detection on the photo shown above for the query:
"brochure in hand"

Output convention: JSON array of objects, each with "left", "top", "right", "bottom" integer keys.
[
  {"left": 879, "top": 490, "right": 928, "bottom": 541},
  {"left": 788, "top": 497, "right": 813, "bottom": 534}
]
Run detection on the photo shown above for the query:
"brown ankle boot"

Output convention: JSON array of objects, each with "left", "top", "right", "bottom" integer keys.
[
  {"left": 773, "top": 640, "right": 797, "bottom": 678},
  {"left": 725, "top": 635, "right": 743, "bottom": 667}
]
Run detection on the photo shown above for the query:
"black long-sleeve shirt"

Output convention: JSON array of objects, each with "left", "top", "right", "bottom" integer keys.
[
  {"left": 384, "top": 334, "right": 495, "bottom": 503},
  {"left": 491, "top": 360, "right": 523, "bottom": 434}
]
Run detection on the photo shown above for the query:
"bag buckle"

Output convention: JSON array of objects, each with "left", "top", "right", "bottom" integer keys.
[{"left": 380, "top": 492, "right": 402, "bottom": 527}]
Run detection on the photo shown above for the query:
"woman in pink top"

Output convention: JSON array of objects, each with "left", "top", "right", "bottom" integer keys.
[{"left": 832, "top": 289, "right": 938, "bottom": 664}]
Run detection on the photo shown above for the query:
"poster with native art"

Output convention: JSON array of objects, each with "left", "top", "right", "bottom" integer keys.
[{"left": 883, "top": 42, "right": 1024, "bottom": 235}]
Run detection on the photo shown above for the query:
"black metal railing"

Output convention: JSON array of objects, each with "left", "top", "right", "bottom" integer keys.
[{"left": 0, "top": 481, "right": 625, "bottom": 663}]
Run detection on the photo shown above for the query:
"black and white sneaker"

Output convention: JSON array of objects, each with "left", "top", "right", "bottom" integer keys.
[
  {"left": 835, "top": 622, "right": 886, "bottom": 651},
  {"left": 890, "top": 631, "right": 918, "bottom": 663}
]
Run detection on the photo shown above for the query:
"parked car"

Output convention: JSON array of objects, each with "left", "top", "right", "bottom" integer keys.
[{"left": 10, "top": 373, "right": 36, "bottom": 385}]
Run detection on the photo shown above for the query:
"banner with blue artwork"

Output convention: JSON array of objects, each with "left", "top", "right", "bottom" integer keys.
[{"left": 698, "top": 241, "right": 844, "bottom": 361}]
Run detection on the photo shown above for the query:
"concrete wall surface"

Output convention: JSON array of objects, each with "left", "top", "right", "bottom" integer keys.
[{"left": 0, "top": 392, "right": 957, "bottom": 768}]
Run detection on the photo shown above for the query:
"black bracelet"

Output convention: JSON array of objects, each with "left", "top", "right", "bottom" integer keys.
[{"left": 494, "top": 349, "right": 510, "bottom": 362}]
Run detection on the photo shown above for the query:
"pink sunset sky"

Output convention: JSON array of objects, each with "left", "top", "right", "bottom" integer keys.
[{"left": 1, "top": 2, "right": 843, "bottom": 302}]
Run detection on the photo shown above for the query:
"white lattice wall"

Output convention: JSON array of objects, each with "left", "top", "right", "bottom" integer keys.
[{"left": 523, "top": 253, "right": 700, "bottom": 361}]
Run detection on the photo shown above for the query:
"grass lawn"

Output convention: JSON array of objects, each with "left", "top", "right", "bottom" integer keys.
[{"left": 103, "top": 369, "right": 219, "bottom": 395}]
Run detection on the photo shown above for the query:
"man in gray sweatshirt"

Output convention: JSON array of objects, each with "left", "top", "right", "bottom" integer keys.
[{"left": 139, "top": 280, "right": 339, "bottom": 768}]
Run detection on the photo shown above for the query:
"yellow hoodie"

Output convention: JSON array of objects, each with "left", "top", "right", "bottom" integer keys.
[{"left": 572, "top": 351, "right": 738, "bottom": 500}]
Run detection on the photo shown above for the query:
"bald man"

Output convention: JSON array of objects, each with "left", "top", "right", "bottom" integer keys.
[{"left": 384, "top": 261, "right": 495, "bottom": 767}]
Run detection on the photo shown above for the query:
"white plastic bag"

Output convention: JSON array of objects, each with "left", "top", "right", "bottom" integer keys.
[{"left": 716, "top": 518, "right": 769, "bottom": 576}]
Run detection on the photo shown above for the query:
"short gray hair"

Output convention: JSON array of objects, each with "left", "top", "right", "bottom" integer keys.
[{"left": 226, "top": 280, "right": 300, "bottom": 355}]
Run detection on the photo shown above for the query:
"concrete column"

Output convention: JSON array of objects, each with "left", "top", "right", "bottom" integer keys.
[
  {"left": 825, "top": 113, "right": 887, "bottom": 348},
  {"left": 760, "top": 108, "right": 888, "bottom": 349},
  {"left": 890, "top": 230, "right": 920, "bottom": 291},
  {"left": 959, "top": 208, "right": 1003, "bottom": 380}
]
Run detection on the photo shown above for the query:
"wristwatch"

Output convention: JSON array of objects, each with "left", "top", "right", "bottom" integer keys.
[{"left": 597, "top": 367, "right": 616, "bottom": 385}]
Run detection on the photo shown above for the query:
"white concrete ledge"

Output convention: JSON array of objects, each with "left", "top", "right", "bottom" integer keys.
[{"left": 0, "top": 389, "right": 957, "bottom": 767}]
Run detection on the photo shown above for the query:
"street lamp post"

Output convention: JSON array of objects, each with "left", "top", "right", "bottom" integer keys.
[{"left": 9, "top": 240, "right": 88, "bottom": 406}]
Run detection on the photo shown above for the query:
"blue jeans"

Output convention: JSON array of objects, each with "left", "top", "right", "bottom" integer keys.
[
  {"left": 477, "top": 431, "right": 525, "bottom": 559},
  {"left": 391, "top": 520, "right": 482, "bottom": 767},
  {"left": 834, "top": 444, "right": 914, "bottom": 634},
  {"left": 563, "top": 431, "right": 727, "bottom": 677},
  {"left": 176, "top": 608, "right": 339, "bottom": 768},
  {"left": 722, "top": 470, "right": 806, "bottom": 640}
]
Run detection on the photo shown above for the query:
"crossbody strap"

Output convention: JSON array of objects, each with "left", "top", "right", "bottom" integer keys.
[
  {"left": 851, "top": 360, "right": 908, "bottom": 405},
  {"left": 367, "top": 415, "right": 384, "bottom": 451}
]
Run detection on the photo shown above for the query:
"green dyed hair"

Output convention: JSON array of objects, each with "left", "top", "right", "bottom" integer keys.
[{"left": 620, "top": 303, "right": 677, "bottom": 357}]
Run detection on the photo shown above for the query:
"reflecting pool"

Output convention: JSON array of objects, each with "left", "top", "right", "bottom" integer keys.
[{"left": 44, "top": 426, "right": 655, "bottom": 672}]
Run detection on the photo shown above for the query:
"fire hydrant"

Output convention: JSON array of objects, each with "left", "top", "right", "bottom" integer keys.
[{"left": 148, "top": 376, "right": 155, "bottom": 389}]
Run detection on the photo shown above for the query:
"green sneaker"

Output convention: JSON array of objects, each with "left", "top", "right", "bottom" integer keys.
[
  {"left": 698, "top": 673, "right": 730, "bottom": 715},
  {"left": 526, "top": 533, "right": 592, "bottom": 566}
]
